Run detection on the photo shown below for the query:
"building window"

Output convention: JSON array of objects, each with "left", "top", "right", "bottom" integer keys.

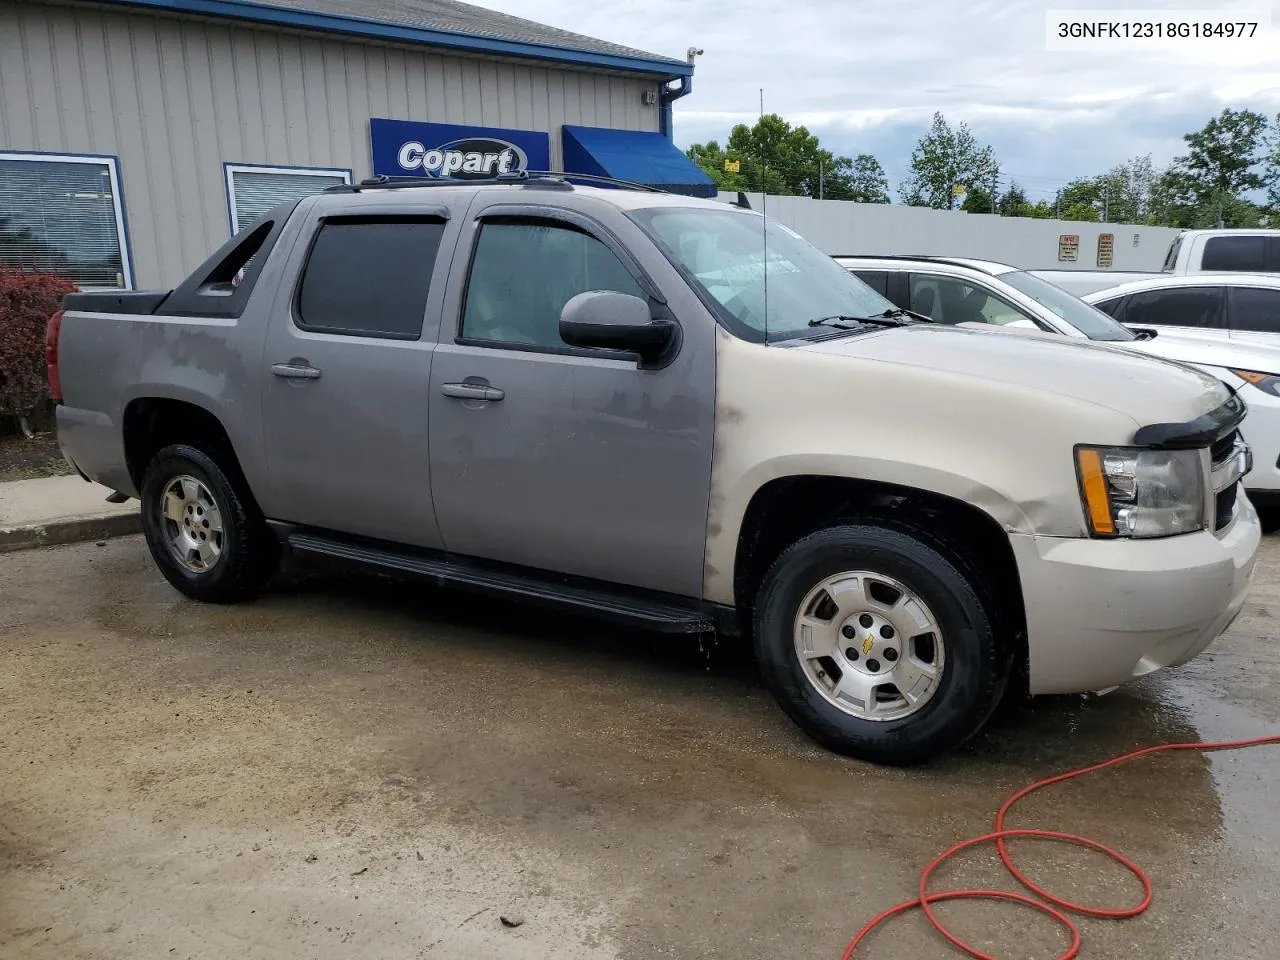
[
  {"left": 0, "top": 152, "right": 132, "bottom": 288},
  {"left": 225, "top": 163, "right": 352, "bottom": 234}
]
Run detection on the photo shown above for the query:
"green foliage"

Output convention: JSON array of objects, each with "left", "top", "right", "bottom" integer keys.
[
  {"left": 1060, "top": 202, "right": 1100, "bottom": 222},
  {"left": 899, "top": 112, "right": 999, "bottom": 209},
  {"left": 960, "top": 187, "right": 994, "bottom": 214},
  {"left": 685, "top": 115, "right": 889, "bottom": 202},
  {"left": 1263, "top": 112, "right": 1280, "bottom": 214},
  {"left": 688, "top": 107, "right": 1280, "bottom": 228}
]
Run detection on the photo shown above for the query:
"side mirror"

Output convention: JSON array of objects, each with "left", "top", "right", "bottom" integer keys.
[{"left": 559, "top": 291, "right": 677, "bottom": 365}]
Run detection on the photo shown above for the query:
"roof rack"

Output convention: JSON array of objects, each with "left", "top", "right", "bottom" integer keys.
[
  {"left": 325, "top": 170, "right": 665, "bottom": 194},
  {"left": 832, "top": 253, "right": 1011, "bottom": 272}
]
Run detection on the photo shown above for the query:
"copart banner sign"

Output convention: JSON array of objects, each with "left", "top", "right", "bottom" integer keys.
[{"left": 370, "top": 118, "right": 551, "bottom": 179}]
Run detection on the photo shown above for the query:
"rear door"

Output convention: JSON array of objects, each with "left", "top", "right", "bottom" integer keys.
[
  {"left": 257, "top": 200, "right": 457, "bottom": 546},
  {"left": 1226, "top": 285, "right": 1280, "bottom": 346},
  {"left": 1121, "top": 286, "right": 1228, "bottom": 338}
]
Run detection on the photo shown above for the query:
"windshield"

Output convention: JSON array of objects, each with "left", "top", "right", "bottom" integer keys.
[
  {"left": 1001, "top": 270, "right": 1135, "bottom": 342},
  {"left": 630, "top": 207, "right": 896, "bottom": 342}
]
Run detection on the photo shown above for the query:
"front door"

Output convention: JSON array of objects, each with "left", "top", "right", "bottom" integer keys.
[
  {"left": 427, "top": 206, "right": 714, "bottom": 597},
  {"left": 259, "top": 210, "right": 451, "bottom": 547}
]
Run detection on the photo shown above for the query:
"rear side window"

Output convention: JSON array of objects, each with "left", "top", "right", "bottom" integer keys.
[
  {"left": 297, "top": 218, "right": 444, "bottom": 338},
  {"left": 1123, "top": 287, "right": 1226, "bottom": 328},
  {"left": 1228, "top": 286, "right": 1280, "bottom": 333},
  {"left": 1161, "top": 236, "right": 1181, "bottom": 272},
  {"left": 852, "top": 270, "right": 888, "bottom": 296},
  {"left": 1201, "top": 235, "right": 1266, "bottom": 272},
  {"left": 1092, "top": 296, "right": 1124, "bottom": 318}
]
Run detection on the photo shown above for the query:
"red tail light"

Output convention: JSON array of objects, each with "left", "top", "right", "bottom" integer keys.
[{"left": 46, "top": 309, "right": 64, "bottom": 404}]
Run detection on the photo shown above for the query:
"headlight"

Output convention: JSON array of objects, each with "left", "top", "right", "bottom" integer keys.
[
  {"left": 1076, "top": 446, "right": 1205, "bottom": 538},
  {"left": 1229, "top": 369, "right": 1280, "bottom": 397}
]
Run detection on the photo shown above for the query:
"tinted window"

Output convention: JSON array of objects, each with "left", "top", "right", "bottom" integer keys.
[
  {"left": 1092, "top": 296, "right": 1125, "bottom": 318},
  {"left": 462, "top": 220, "right": 644, "bottom": 348},
  {"left": 908, "top": 274, "right": 1034, "bottom": 327},
  {"left": 297, "top": 218, "right": 444, "bottom": 338},
  {"left": 852, "top": 270, "right": 888, "bottom": 296},
  {"left": 1228, "top": 286, "right": 1280, "bottom": 333},
  {"left": 1161, "top": 236, "right": 1181, "bottom": 272},
  {"left": 1201, "top": 235, "right": 1267, "bottom": 272},
  {"left": 1124, "top": 287, "right": 1226, "bottom": 328}
]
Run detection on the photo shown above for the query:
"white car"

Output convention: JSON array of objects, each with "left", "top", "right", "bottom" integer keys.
[
  {"left": 838, "top": 256, "right": 1280, "bottom": 509},
  {"left": 1082, "top": 274, "right": 1280, "bottom": 348}
]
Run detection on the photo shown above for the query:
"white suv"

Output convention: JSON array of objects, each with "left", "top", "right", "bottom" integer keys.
[{"left": 837, "top": 255, "right": 1280, "bottom": 509}]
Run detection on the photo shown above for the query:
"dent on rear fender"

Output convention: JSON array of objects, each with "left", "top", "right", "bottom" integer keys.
[{"left": 701, "top": 329, "right": 1124, "bottom": 605}]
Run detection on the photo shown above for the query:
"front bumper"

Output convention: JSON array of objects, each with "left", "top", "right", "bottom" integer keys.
[{"left": 1011, "top": 494, "right": 1260, "bottom": 695}]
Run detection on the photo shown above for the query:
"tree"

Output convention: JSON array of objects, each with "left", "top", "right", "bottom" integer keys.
[
  {"left": 960, "top": 187, "right": 994, "bottom": 214},
  {"left": 1264, "top": 112, "right": 1280, "bottom": 213},
  {"left": 1176, "top": 107, "right": 1268, "bottom": 225},
  {"left": 997, "top": 183, "right": 1030, "bottom": 217},
  {"left": 1060, "top": 201, "right": 1100, "bottom": 222},
  {"left": 825, "top": 154, "right": 890, "bottom": 203},
  {"left": 1147, "top": 165, "right": 1264, "bottom": 228},
  {"left": 685, "top": 115, "right": 890, "bottom": 202},
  {"left": 899, "top": 112, "right": 999, "bottom": 209}
]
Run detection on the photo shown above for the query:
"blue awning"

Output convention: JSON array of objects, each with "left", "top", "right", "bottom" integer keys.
[{"left": 562, "top": 125, "right": 717, "bottom": 198}]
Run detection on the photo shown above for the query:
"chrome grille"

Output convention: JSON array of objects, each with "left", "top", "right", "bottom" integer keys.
[{"left": 1210, "top": 430, "right": 1249, "bottom": 531}]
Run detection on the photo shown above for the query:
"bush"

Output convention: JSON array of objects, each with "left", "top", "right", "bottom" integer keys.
[{"left": 0, "top": 269, "right": 77, "bottom": 420}]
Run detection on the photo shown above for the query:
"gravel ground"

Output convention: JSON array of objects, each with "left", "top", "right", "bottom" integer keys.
[{"left": 2, "top": 535, "right": 1278, "bottom": 960}]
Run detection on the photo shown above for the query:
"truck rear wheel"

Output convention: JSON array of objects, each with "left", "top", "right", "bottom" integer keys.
[
  {"left": 140, "top": 444, "right": 277, "bottom": 603},
  {"left": 753, "top": 524, "right": 1009, "bottom": 765}
]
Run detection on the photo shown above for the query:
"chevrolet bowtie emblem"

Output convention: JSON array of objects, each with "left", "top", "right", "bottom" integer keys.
[{"left": 862, "top": 635, "right": 875, "bottom": 656}]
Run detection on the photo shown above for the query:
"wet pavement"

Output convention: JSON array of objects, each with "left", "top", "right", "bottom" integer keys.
[{"left": 2, "top": 535, "right": 1278, "bottom": 960}]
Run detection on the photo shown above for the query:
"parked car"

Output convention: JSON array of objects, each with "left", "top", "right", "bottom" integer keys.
[
  {"left": 49, "top": 179, "right": 1257, "bottom": 765},
  {"left": 839, "top": 255, "right": 1280, "bottom": 508},
  {"left": 1082, "top": 274, "right": 1280, "bottom": 347},
  {"left": 1030, "top": 229, "right": 1280, "bottom": 296}
]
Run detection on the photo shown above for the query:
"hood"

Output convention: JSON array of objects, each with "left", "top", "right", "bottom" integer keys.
[
  {"left": 798, "top": 323, "right": 1229, "bottom": 426},
  {"left": 1120, "top": 329, "right": 1280, "bottom": 376}
]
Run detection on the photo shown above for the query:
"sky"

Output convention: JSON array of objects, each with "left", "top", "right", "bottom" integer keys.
[{"left": 480, "top": 0, "right": 1280, "bottom": 201}]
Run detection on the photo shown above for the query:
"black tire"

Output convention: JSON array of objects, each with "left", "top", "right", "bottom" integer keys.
[
  {"left": 140, "top": 443, "right": 277, "bottom": 603},
  {"left": 753, "top": 524, "right": 1010, "bottom": 765}
]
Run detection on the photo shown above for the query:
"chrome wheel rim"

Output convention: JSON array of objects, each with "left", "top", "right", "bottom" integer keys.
[
  {"left": 793, "top": 570, "right": 945, "bottom": 722},
  {"left": 159, "top": 475, "right": 224, "bottom": 573}
]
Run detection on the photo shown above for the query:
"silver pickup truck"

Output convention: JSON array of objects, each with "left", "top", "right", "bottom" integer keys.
[{"left": 48, "top": 175, "right": 1259, "bottom": 764}]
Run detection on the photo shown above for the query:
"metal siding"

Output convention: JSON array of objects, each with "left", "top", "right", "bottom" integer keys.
[{"left": 0, "top": 0, "right": 661, "bottom": 287}]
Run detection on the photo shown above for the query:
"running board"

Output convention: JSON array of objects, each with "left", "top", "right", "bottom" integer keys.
[{"left": 275, "top": 526, "right": 718, "bottom": 634}]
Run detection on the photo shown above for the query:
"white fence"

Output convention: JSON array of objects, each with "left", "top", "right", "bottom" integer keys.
[{"left": 718, "top": 192, "right": 1182, "bottom": 272}]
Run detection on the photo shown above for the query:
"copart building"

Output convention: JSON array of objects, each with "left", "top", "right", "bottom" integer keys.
[{"left": 0, "top": 0, "right": 713, "bottom": 289}]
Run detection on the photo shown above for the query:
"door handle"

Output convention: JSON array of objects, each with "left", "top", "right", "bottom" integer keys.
[
  {"left": 441, "top": 382, "right": 505, "bottom": 402},
  {"left": 271, "top": 362, "right": 322, "bottom": 380}
]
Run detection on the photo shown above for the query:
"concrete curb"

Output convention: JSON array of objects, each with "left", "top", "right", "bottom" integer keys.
[{"left": 0, "top": 511, "right": 142, "bottom": 554}]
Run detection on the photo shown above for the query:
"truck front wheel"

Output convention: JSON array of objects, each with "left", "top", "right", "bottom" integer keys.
[
  {"left": 753, "top": 524, "right": 1009, "bottom": 765},
  {"left": 140, "top": 444, "right": 277, "bottom": 603}
]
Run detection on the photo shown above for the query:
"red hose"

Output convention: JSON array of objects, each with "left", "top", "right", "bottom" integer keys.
[{"left": 841, "top": 733, "right": 1280, "bottom": 959}]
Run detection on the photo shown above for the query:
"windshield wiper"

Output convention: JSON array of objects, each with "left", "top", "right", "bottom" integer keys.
[
  {"left": 807, "top": 315, "right": 868, "bottom": 330},
  {"left": 879, "top": 307, "right": 934, "bottom": 323},
  {"left": 807, "top": 309, "right": 930, "bottom": 331}
]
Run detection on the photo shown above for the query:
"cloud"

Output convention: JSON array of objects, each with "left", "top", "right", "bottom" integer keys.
[{"left": 478, "top": 0, "right": 1280, "bottom": 195}]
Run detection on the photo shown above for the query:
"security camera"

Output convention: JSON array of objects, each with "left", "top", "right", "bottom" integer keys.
[{"left": 686, "top": 46, "right": 704, "bottom": 63}]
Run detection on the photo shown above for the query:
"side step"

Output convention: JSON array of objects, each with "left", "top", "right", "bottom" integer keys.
[{"left": 277, "top": 526, "right": 717, "bottom": 634}]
